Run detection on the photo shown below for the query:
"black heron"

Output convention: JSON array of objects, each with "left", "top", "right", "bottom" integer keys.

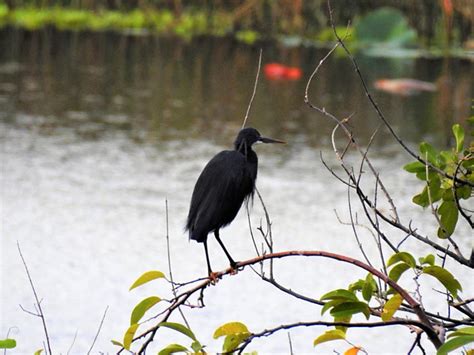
[{"left": 186, "top": 127, "right": 285, "bottom": 276}]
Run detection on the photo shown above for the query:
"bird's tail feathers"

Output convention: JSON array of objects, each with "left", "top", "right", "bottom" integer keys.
[{"left": 189, "top": 228, "right": 207, "bottom": 243}]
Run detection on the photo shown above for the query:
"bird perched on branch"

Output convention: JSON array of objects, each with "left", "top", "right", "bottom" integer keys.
[{"left": 186, "top": 127, "right": 286, "bottom": 276}]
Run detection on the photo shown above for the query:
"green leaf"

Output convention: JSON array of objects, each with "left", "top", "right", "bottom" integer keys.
[
  {"left": 362, "top": 274, "right": 375, "bottom": 302},
  {"left": 129, "top": 270, "right": 165, "bottom": 291},
  {"left": 330, "top": 301, "right": 370, "bottom": 320},
  {"left": 442, "top": 188, "right": 456, "bottom": 201},
  {"left": 320, "top": 289, "right": 358, "bottom": 302},
  {"left": 422, "top": 265, "right": 462, "bottom": 298},
  {"left": 160, "top": 322, "right": 197, "bottom": 341},
  {"left": 213, "top": 322, "right": 249, "bottom": 339},
  {"left": 452, "top": 124, "right": 465, "bottom": 153},
  {"left": 348, "top": 279, "right": 365, "bottom": 292},
  {"left": 404, "top": 161, "right": 426, "bottom": 173},
  {"left": 158, "top": 343, "right": 189, "bottom": 355},
  {"left": 0, "top": 339, "right": 16, "bottom": 349},
  {"left": 130, "top": 296, "right": 161, "bottom": 325},
  {"left": 448, "top": 326, "right": 474, "bottom": 338},
  {"left": 111, "top": 339, "right": 123, "bottom": 347},
  {"left": 381, "top": 293, "right": 403, "bottom": 321},
  {"left": 440, "top": 150, "right": 456, "bottom": 165},
  {"left": 387, "top": 252, "right": 416, "bottom": 268},
  {"left": 321, "top": 299, "right": 347, "bottom": 315},
  {"left": 419, "top": 254, "right": 435, "bottom": 266},
  {"left": 437, "top": 200, "right": 459, "bottom": 239},
  {"left": 420, "top": 142, "right": 439, "bottom": 166},
  {"left": 190, "top": 340, "right": 203, "bottom": 352},
  {"left": 388, "top": 262, "right": 411, "bottom": 282},
  {"left": 413, "top": 186, "right": 430, "bottom": 207},
  {"left": 456, "top": 185, "right": 472, "bottom": 200},
  {"left": 437, "top": 335, "right": 474, "bottom": 355},
  {"left": 34, "top": 350, "right": 43, "bottom": 355},
  {"left": 123, "top": 323, "right": 139, "bottom": 350},
  {"left": 313, "top": 329, "right": 346, "bottom": 346},
  {"left": 222, "top": 333, "right": 251, "bottom": 352},
  {"left": 427, "top": 175, "right": 443, "bottom": 203}
]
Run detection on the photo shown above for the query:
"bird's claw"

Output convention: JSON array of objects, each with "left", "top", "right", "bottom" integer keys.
[
  {"left": 229, "top": 261, "right": 240, "bottom": 275},
  {"left": 208, "top": 272, "right": 219, "bottom": 284}
]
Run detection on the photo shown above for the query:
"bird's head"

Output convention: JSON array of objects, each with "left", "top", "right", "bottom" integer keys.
[{"left": 234, "top": 127, "right": 286, "bottom": 152}]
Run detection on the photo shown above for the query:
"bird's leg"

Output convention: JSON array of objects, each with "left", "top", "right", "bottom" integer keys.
[
  {"left": 214, "top": 229, "right": 238, "bottom": 269},
  {"left": 204, "top": 240, "right": 219, "bottom": 283},
  {"left": 203, "top": 240, "right": 213, "bottom": 275}
]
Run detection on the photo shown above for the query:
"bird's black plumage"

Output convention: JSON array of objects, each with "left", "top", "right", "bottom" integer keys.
[{"left": 186, "top": 127, "right": 285, "bottom": 275}]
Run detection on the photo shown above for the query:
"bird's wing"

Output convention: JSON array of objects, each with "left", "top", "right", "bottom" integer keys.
[{"left": 186, "top": 150, "right": 252, "bottom": 238}]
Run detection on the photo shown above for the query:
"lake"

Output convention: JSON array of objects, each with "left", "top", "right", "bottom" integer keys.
[{"left": 1, "top": 29, "right": 473, "bottom": 354}]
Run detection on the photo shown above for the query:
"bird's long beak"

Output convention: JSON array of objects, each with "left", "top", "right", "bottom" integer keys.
[{"left": 259, "top": 136, "right": 287, "bottom": 144}]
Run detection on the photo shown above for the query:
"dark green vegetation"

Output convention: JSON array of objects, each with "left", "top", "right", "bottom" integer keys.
[{"left": 0, "top": 1, "right": 472, "bottom": 56}]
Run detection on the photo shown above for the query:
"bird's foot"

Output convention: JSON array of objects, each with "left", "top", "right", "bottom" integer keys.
[
  {"left": 208, "top": 272, "right": 220, "bottom": 284},
  {"left": 229, "top": 261, "right": 240, "bottom": 275}
]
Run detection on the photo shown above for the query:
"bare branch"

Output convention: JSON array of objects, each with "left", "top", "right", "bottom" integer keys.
[
  {"left": 453, "top": 154, "right": 474, "bottom": 227},
  {"left": 242, "top": 49, "right": 263, "bottom": 129},
  {"left": 165, "top": 199, "right": 190, "bottom": 329},
  {"left": 346, "top": 185, "right": 373, "bottom": 267},
  {"left": 237, "top": 319, "right": 437, "bottom": 353},
  {"left": 87, "top": 306, "right": 108, "bottom": 355},
  {"left": 66, "top": 329, "right": 78, "bottom": 355},
  {"left": 19, "top": 304, "right": 41, "bottom": 317},
  {"left": 325, "top": 0, "right": 473, "bottom": 188},
  {"left": 287, "top": 332, "right": 294, "bottom": 355},
  {"left": 17, "top": 241, "right": 53, "bottom": 355}
]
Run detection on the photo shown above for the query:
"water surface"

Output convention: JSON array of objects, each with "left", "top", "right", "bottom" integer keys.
[{"left": 1, "top": 29, "right": 473, "bottom": 354}]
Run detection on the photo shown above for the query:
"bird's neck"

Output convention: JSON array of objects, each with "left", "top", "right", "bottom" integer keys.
[{"left": 235, "top": 140, "right": 254, "bottom": 157}]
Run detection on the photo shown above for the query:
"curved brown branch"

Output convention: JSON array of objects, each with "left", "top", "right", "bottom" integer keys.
[{"left": 130, "top": 250, "right": 442, "bottom": 353}]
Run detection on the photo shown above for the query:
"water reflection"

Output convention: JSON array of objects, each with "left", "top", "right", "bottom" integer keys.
[
  {"left": 1, "top": 29, "right": 472, "bottom": 148},
  {"left": 1, "top": 29, "right": 473, "bottom": 353}
]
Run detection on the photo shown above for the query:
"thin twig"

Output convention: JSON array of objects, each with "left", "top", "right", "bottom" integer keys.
[
  {"left": 237, "top": 319, "right": 437, "bottom": 354},
  {"left": 453, "top": 154, "right": 473, "bottom": 227},
  {"left": 287, "top": 332, "right": 294, "bottom": 355},
  {"left": 67, "top": 329, "right": 78, "bottom": 355},
  {"left": 346, "top": 184, "right": 373, "bottom": 267},
  {"left": 325, "top": 0, "right": 473, "bottom": 188},
  {"left": 255, "top": 187, "right": 274, "bottom": 277},
  {"left": 4, "top": 327, "right": 19, "bottom": 355},
  {"left": 246, "top": 202, "right": 261, "bottom": 257},
  {"left": 242, "top": 49, "right": 263, "bottom": 129},
  {"left": 165, "top": 199, "right": 190, "bottom": 329},
  {"left": 407, "top": 333, "right": 422, "bottom": 355},
  {"left": 372, "top": 173, "right": 389, "bottom": 279},
  {"left": 19, "top": 304, "right": 41, "bottom": 317},
  {"left": 87, "top": 306, "right": 109, "bottom": 355},
  {"left": 17, "top": 241, "right": 53, "bottom": 355},
  {"left": 261, "top": 274, "right": 324, "bottom": 306}
]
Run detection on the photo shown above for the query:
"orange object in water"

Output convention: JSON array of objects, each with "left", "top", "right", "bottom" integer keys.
[
  {"left": 264, "top": 63, "right": 302, "bottom": 80},
  {"left": 374, "top": 78, "right": 437, "bottom": 96},
  {"left": 264, "top": 63, "right": 287, "bottom": 79},
  {"left": 284, "top": 67, "right": 302, "bottom": 80}
]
